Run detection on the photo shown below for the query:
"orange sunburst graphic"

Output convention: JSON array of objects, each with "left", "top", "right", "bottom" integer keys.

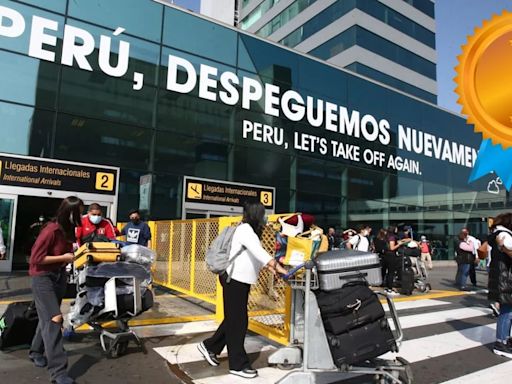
[{"left": 454, "top": 10, "right": 512, "bottom": 148}]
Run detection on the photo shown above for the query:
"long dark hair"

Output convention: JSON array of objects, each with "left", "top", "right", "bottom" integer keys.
[
  {"left": 55, "top": 196, "right": 84, "bottom": 241},
  {"left": 491, "top": 213, "right": 512, "bottom": 231},
  {"left": 386, "top": 226, "right": 397, "bottom": 242},
  {"left": 376, "top": 228, "right": 387, "bottom": 241},
  {"left": 242, "top": 201, "right": 266, "bottom": 239}
]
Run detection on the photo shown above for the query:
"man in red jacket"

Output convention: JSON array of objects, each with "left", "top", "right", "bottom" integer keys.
[{"left": 75, "top": 203, "right": 117, "bottom": 245}]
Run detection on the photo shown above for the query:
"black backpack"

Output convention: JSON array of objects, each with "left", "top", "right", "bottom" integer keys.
[{"left": 0, "top": 301, "right": 38, "bottom": 350}]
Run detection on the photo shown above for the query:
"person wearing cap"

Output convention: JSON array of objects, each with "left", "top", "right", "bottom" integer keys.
[
  {"left": 121, "top": 209, "right": 152, "bottom": 248},
  {"left": 419, "top": 235, "right": 433, "bottom": 270}
]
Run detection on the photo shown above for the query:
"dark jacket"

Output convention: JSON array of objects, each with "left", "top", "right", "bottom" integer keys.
[
  {"left": 488, "top": 230, "right": 512, "bottom": 304},
  {"left": 455, "top": 240, "right": 475, "bottom": 265}
]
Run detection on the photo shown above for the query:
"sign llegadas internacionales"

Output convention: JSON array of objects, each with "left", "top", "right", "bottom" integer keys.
[{"left": 0, "top": 154, "right": 117, "bottom": 195}]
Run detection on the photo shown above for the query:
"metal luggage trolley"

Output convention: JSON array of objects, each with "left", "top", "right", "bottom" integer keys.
[{"left": 268, "top": 261, "right": 413, "bottom": 384}]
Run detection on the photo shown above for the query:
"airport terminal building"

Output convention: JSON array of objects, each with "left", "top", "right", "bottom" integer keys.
[{"left": 0, "top": 0, "right": 507, "bottom": 267}]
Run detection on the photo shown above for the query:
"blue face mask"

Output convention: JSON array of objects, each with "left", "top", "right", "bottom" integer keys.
[{"left": 89, "top": 215, "right": 102, "bottom": 225}]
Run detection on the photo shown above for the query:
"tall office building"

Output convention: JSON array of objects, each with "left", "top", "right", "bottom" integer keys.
[{"left": 235, "top": 0, "right": 436, "bottom": 103}]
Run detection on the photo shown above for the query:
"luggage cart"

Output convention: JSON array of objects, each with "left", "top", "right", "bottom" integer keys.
[
  {"left": 268, "top": 261, "right": 413, "bottom": 384},
  {"left": 413, "top": 257, "right": 431, "bottom": 293}
]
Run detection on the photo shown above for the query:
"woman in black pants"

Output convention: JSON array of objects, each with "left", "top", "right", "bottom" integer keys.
[
  {"left": 29, "top": 196, "right": 83, "bottom": 384},
  {"left": 383, "top": 226, "right": 408, "bottom": 296},
  {"left": 198, "top": 202, "right": 286, "bottom": 379}
]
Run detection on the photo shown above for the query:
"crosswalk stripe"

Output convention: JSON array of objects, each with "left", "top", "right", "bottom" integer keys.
[
  {"left": 154, "top": 335, "right": 277, "bottom": 365},
  {"left": 438, "top": 360, "right": 512, "bottom": 383},
  {"left": 391, "top": 306, "right": 492, "bottom": 330},
  {"left": 382, "top": 299, "right": 451, "bottom": 312},
  {"left": 133, "top": 320, "right": 217, "bottom": 338},
  {"left": 192, "top": 367, "right": 291, "bottom": 384},
  {"left": 382, "top": 323, "right": 496, "bottom": 363}
]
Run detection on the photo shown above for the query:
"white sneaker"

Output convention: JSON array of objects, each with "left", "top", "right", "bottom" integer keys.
[
  {"left": 197, "top": 342, "right": 219, "bottom": 366},
  {"left": 229, "top": 368, "right": 258, "bottom": 379}
]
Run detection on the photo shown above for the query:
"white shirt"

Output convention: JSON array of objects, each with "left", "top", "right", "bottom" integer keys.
[
  {"left": 467, "top": 235, "right": 481, "bottom": 255},
  {"left": 228, "top": 223, "right": 272, "bottom": 285},
  {"left": 495, "top": 226, "right": 512, "bottom": 250},
  {"left": 349, "top": 234, "right": 370, "bottom": 252}
]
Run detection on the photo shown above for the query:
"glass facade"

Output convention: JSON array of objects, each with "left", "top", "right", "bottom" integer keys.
[
  {"left": 278, "top": 0, "right": 435, "bottom": 49},
  {"left": 309, "top": 26, "right": 435, "bottom": 80},
  {"left": 0, "top": 0, "right": 503, "bottom": 260}
]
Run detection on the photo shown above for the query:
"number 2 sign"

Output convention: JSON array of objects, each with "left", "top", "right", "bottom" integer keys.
[{"left": 95, "top": 172, "right": 115, "bottom": 191}]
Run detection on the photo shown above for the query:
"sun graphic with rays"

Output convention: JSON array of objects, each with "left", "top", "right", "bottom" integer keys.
[{"left": 455, "top": 10, "right": 512, "bottom": 148}]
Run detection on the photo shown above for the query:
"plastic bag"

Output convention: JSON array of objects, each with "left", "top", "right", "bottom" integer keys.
[{"left": 121, "top": 244, "right": 155, "bottom": 266}]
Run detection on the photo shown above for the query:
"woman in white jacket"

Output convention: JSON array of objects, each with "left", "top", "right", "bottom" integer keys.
[{"left": 198, "top": 202, "right": 286, "bottom": 379}]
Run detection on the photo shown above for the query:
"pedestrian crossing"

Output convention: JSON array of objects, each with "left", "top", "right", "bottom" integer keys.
[{"left": 153, "top": 294, "right": 510, "bottom": 384}]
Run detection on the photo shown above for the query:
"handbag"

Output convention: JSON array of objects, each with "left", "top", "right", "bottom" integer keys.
[{"left": 477, "top": 241, "right": 489, "bottom": 260}]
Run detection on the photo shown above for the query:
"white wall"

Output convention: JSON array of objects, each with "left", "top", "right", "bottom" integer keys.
[{"left": 200, "top": 0, "right": 236, "bottom": 26}]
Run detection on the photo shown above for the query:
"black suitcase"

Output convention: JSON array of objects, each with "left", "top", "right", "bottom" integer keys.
[
  {"left": 316, "top": 282, "right": 385, "bottom": 335},
  {"left": 400, "top": 267, "right": 415, "bottom": 296},
  {"left": 0, "top": 301, "right": 38, "bottom": 350},
  {"left": 327, "top": 318, "right": 397, "bottom": 366},
  {"left": 321, "top": 294, "right": 385, "bottom": 335}
]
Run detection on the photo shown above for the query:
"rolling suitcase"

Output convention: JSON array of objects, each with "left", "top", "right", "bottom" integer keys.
[
  {"left": 326, "top": 318, "right": 397, "bottom": 366},
  {"left": 315, "top": 250, "right": 382, "bottom": 291},
  {"left": 74, "top": 242, "right": 122, "bottom": 270},
  {"left": 400, "top": 267, "right": 415, "bottom": 296},
  {"left": 316, "top": 283, "right": 385, "bottom": 335},
  {"left": 0, "top": 301, "right": 38, "bottom": 350}
]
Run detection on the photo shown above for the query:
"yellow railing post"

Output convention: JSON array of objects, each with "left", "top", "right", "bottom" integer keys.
[
  {"left": 167, "top": 221, "right": 173, "bottom": 286},
  {"left": 190, "top": 220, "right": 197, "bottom": 293},
  {"left": 148, "top": 221, "right": 157, "bottom": 251}
]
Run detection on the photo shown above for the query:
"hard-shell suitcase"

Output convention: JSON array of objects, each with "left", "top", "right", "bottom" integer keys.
[
  {"left": 315, "top": 250, "right": 382, "bottom": 291},
  {"left": 326, "top": 318, "right": 397, "bottom": 366},
  {"left": 74, "top": 243, "right": 122, "bottom": 269},
  {"left": 316, "top": 283, "right": 385, "bottom": 335},
  {"left": 0, "top": 301, "right": 38, "bottom": 350}
]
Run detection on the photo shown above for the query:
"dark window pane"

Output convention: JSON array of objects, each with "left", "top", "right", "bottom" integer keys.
[
  {"left": 68, "top": 0, "right": 163, "bottom": 42},
  {"left": 0, "top": 102, "right": 53, "bottom": 156},
  {"left": 54, "top": 114, "right": 152, "bottom": 170},
  {"left": 154, "top": 131, "right": 228, "bottom": 180},
  {"left": 151, "top": 173, "right": 181, "bottom": 220},
  {"left": 0, "top": 50, "right": 59, "bottom": 108},
  {"left": 163, "top": 7, "right": 237, "bottom": 66},
  {"left": 238, "top": 34, "right": 299, "bottom": 85},
  {"left": 345, "top": 62, "right": 436, "bottom": 103}
]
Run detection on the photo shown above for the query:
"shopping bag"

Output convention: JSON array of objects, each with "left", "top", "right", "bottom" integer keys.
[{"left": 284, "top": 237, "right": 319, "bottom": 266}]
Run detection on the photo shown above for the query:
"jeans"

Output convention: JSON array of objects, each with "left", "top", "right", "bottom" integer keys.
[
  {"left": 457, "top": 263, "right": 470, "bottom": 288},
  {"left": 30, "top": 270, "right": 69, "bottom": 381},
  {"left": 496, "top": 304, "right": 512, "bottom": 343}
]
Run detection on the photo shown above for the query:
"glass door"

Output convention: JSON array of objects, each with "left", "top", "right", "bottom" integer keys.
[{"left": 0, "top": 193, "right": 18, "bottom": 272}]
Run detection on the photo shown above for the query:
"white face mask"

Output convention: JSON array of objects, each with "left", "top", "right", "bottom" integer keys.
[{"left": 89, "top": 215, "right": 102, "bottom": 225}]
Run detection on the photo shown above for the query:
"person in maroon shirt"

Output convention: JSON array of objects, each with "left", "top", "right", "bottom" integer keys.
[{"left": 28, "top": 196, "right": 83, "bottom": 384}]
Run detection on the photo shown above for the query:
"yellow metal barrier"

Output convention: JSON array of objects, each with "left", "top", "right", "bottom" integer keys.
[{"left": 151, "top": 215, "right": 291, "bottom": 345}]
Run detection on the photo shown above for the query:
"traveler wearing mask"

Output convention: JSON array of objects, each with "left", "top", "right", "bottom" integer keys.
[
  {"left": 121, "top": 209, "right": 152, "bottom": 247},
  {"left": 29, "top": 196, "right": 83, "bottom": 384},
  {"left": 75, "top": 203, "right": 116, "bottom": 245}
]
